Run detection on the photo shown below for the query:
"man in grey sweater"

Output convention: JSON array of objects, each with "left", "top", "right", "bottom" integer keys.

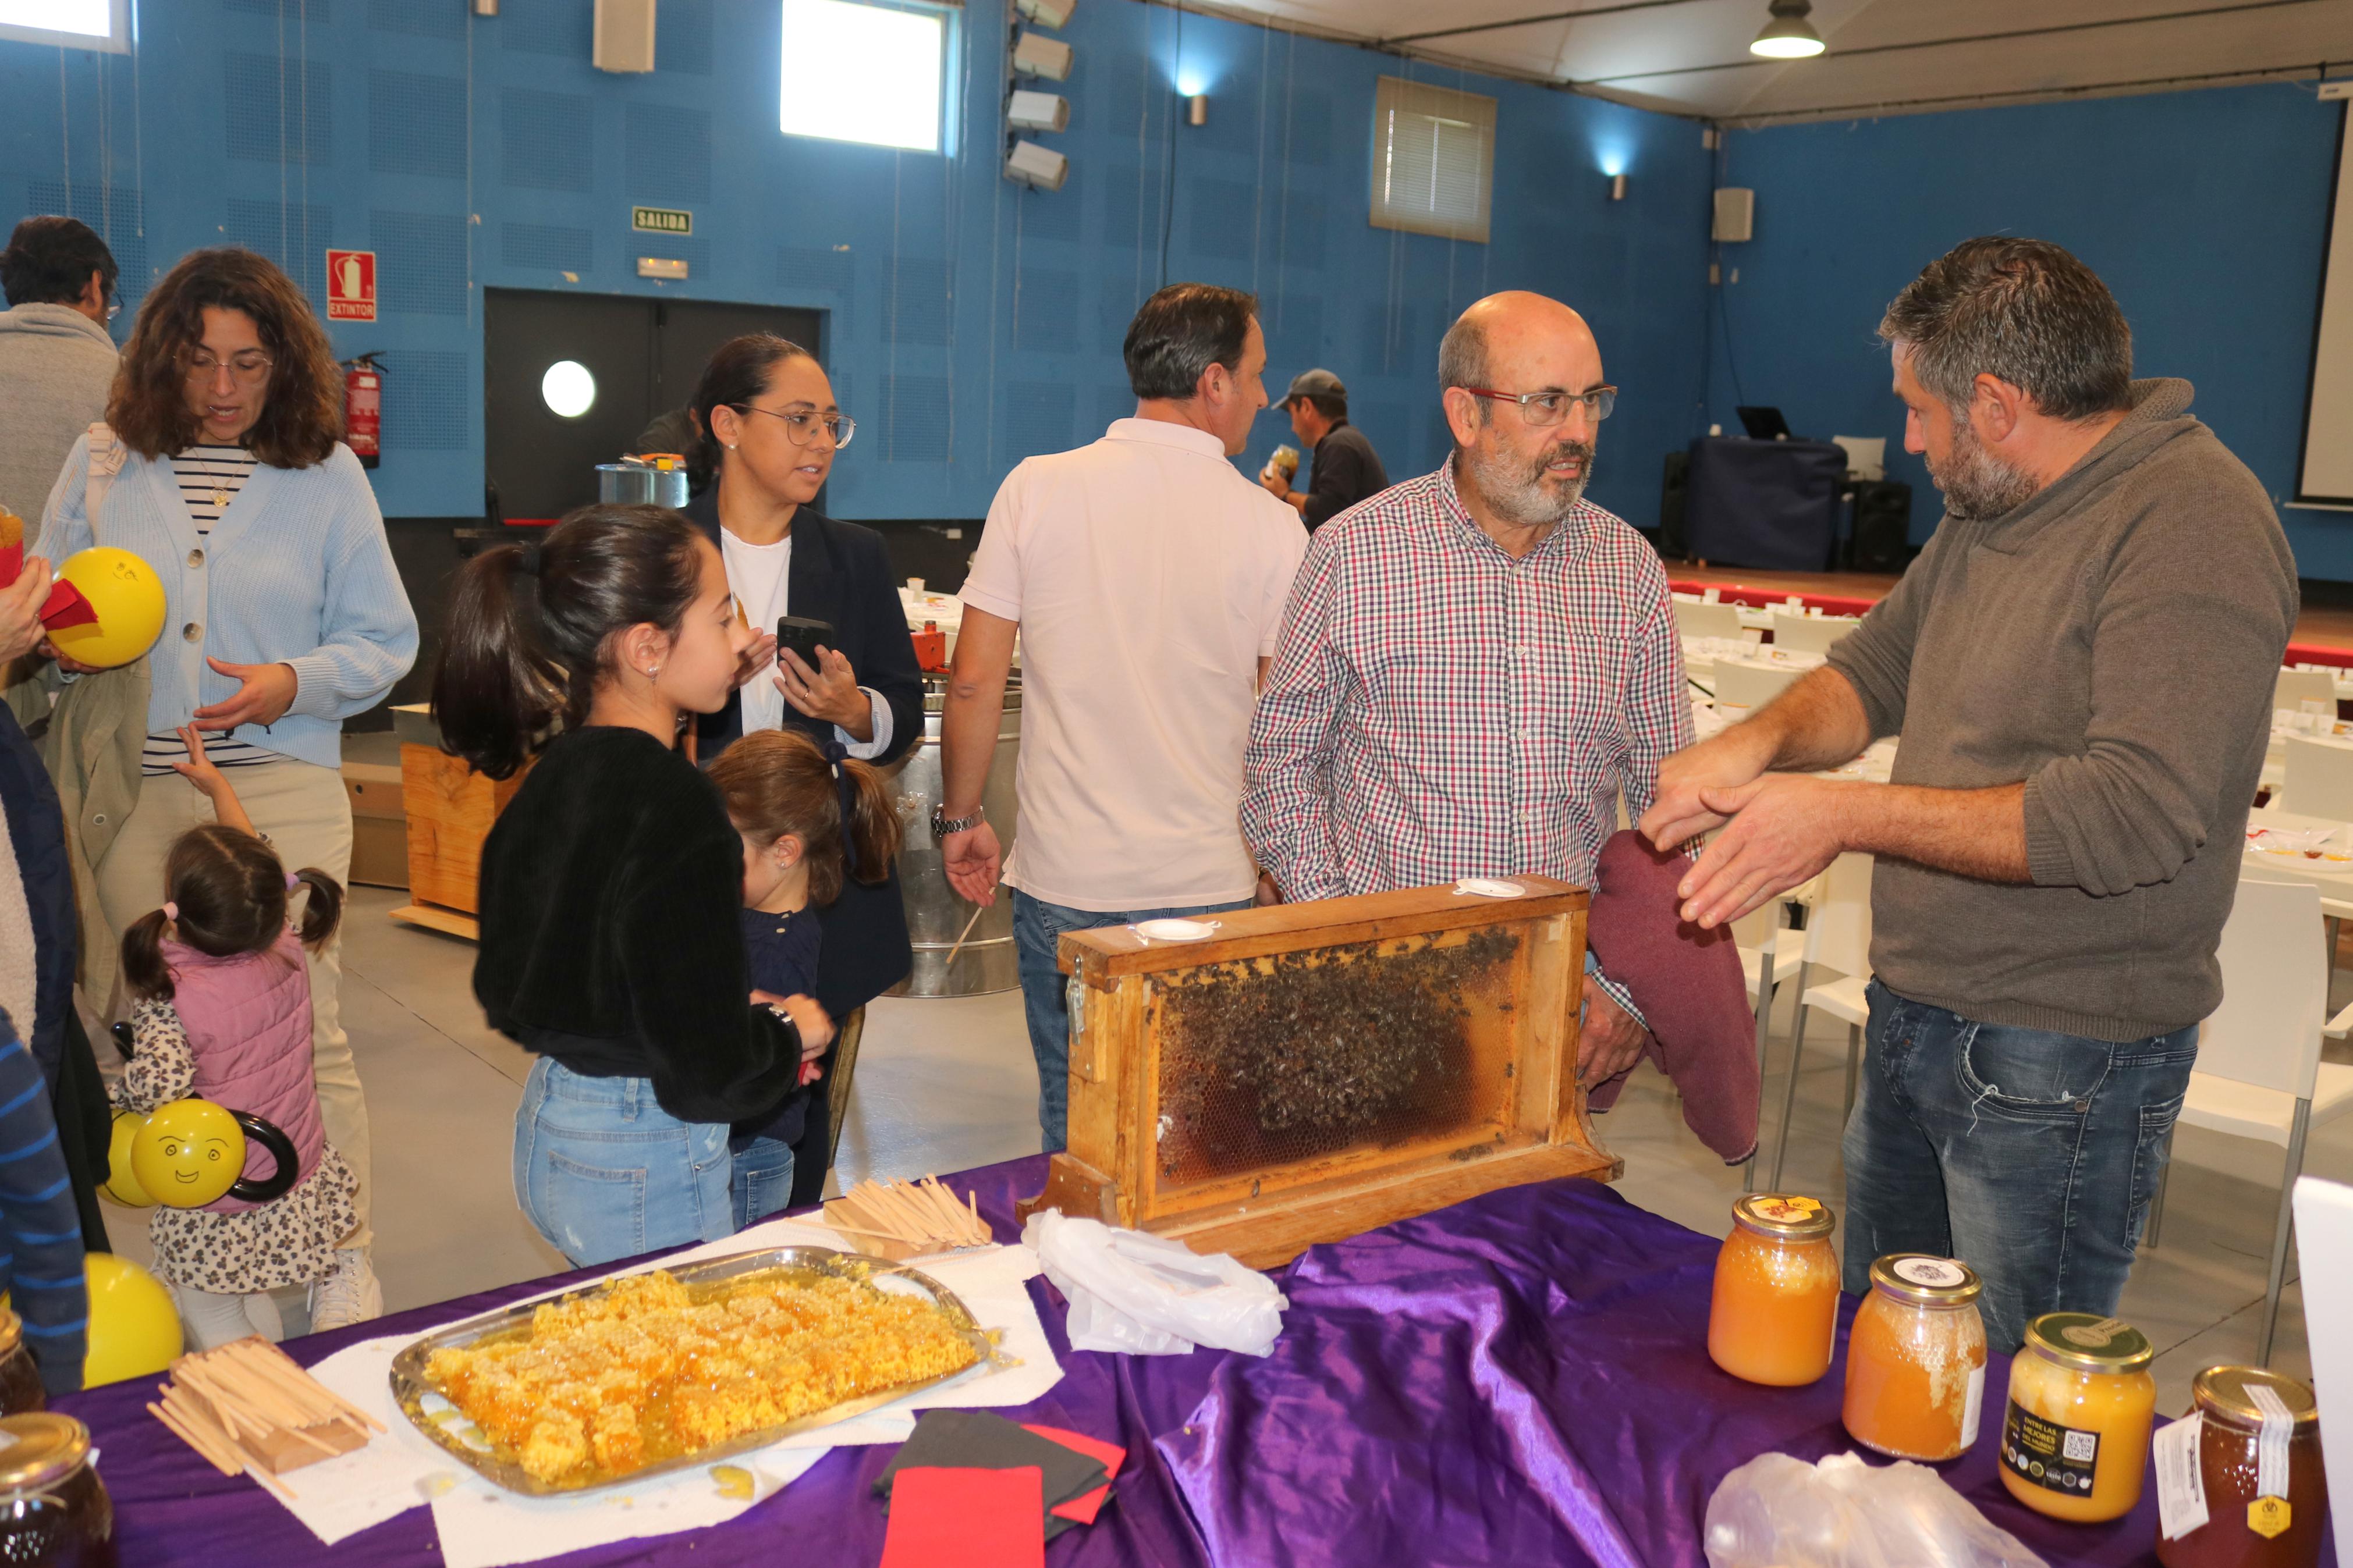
[
  {"left": 0, "top": 217, "right": 120, "bottom": 541},
  {"left": 1641, "top": 237, "right": 2295, "bottom": 1349}
]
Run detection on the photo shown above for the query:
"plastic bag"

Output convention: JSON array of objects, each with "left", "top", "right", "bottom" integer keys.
[
  {"left": 1704, "top": 1452, "right": 2048, "bottom": 1568},
  {"left": 1021, "top": 1211, "right": 1288, "bottom": 1357}
]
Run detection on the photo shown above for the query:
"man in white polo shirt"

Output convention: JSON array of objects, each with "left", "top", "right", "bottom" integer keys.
[{"left": 937, "top": 283, "right": 1309, "bottom": 1150}]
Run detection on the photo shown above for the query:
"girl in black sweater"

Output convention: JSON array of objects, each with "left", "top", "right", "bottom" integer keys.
[{"left": 432, "top": 504, "right": 829, "bottom": 1267}]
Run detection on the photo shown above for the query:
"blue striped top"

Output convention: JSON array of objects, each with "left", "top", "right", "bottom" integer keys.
[{"left": 0, "top": 1018, "right": 86, "bottom": 1395}]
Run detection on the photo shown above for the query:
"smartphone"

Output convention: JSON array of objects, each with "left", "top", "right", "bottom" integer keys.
[{"left": 776, "top": 615, "right": 837, "bottom": 670}]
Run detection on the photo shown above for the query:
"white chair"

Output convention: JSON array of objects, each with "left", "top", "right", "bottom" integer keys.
[
  {"left": 1714, "top": 657, "right": 1804, "bottom": 717},
  {"left": 2287, "top": 1175, "right": 2353, "bottom": 1567},
  {"left": 1674, "top": 599, "right": 1743, "bottom": 641},
  {"left": 1765, "top": 852, "right": 1875, "bottom": 1191},
  {"left": 2152, "top": 874, "right": 2353, "bottom": 1363},
  {"left": 1769, "top": 610, "right": 1861, "bottom": 655},
  {"left": 2277, "top": 667, "right": 2338, "bottom": 715},
  {"left": 2279, "top": 734, "right": 2353, "bottom": 822}
]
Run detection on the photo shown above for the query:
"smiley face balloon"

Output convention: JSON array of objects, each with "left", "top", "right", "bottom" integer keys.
[
  {"left": 130, "top": 1099, "right": 246, "bottom": 1207},
  {"left": 49, "top": 546, "right": 165, "bottom": 669},
  {"left": 102, "top": 1110, "right": 158, "bottom": 1207}
]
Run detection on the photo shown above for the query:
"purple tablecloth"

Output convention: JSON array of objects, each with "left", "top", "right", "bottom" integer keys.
[{"left": 59, "top": 1157, "right": 2333, "bottom": 1566}]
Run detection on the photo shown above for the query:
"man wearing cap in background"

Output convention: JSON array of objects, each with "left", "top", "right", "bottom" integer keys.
[{"left": 1260, "top": 368, "right": 1389, "bottom": 532}]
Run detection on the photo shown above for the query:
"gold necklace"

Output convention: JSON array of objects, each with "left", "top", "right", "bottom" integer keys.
[{"left": 194, "top": 450, "right": 240, "bottom": 512}]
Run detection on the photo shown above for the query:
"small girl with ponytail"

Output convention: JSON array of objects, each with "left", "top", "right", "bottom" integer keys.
[
  {"left": 112, "top": 729, "right": 359, "bottom": 1349},
  {"left": 704, "top": 729, "right": 902, "bottom": 1226}
]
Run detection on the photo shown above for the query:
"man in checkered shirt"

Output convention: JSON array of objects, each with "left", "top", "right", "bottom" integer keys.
[{"left": 1241, "top": 291, "right": 1690, "bottom": 1082}]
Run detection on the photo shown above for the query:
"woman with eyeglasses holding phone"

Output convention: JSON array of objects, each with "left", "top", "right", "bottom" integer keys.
[
  {"left": 681, "top": 334, "right": 920, "bottom": 1213},
  {"left": 33, "top": 247, "right": 415, "bottom": 1331}
]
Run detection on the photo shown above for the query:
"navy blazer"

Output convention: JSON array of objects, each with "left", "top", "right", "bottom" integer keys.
[{"left": 683, "top": 488, "right": 921, "bottom": 1018}]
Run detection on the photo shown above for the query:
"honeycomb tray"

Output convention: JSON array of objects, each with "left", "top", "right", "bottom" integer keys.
[{"left": 388, "top": 1246, "right": 1009, "bottom": 1496}]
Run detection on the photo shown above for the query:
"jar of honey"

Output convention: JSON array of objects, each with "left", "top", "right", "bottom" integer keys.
[
  {"left": 1998, "top": 1312, "right": 2157, "bottom": 1521},
  {"left": 0, "top": 1309, "right": 46, "bottom": 1416},
  {"left": 0, "top": 1413, "right": 115, "bottom": 1567},
  {"left": 1841, "top": 1254, "right": 1986, "bottom": 1461},
  {"left": 1708, "top": 1193, "right": 1840, "bottom": 1386},
  {"left": 2156, "top": 1367, "right": 2328, "bottom": 1568}
]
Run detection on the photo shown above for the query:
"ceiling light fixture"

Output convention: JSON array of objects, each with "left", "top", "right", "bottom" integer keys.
[{"left": 1749, "top": 0, "right": 1826, "bottom": 59}]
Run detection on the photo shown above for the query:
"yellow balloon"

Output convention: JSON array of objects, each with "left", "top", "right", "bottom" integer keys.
[
  {"left": 131, "top": 1100, "right": 246, "bottom": 1208},
  {"left": 49, "top": 546, "right": 165, "bottom": 669},
  {"left": 82, "top": 1253, "right": 182, "bottom": 1388},
  {"left": 102, "top": 1110, "right": 157, "bottom": 1207}
]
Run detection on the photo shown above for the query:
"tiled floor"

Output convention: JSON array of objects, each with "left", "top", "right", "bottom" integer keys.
[{"left": 102, "top": 884, "right": 2340, "bottom": 1414}]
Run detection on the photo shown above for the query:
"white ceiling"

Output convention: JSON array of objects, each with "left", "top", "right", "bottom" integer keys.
[{"left": 1195, "top": 0, "right": 2353, "bottom": 123}]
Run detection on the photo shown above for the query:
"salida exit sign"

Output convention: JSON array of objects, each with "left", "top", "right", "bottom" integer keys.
[{"left": 631, "top": 207, "right": 693, "bottom": 236}]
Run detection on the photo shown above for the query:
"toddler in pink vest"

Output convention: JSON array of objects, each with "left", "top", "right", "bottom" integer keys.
[{"left": 112, "top": 762, "right": 359, "bottom": 1350}]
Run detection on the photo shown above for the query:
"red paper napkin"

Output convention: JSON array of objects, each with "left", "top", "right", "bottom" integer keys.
[
  {"left": 878, "top": 1466, "right": 1044, "bottom": 1568},
  {"left": 1024, "top": 1423, "right": 1127, "bottom": 1526}
]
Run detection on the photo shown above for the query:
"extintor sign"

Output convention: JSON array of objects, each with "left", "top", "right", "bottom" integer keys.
[{"left": 326, "top": 250, "right": 377, "bottom": 321}]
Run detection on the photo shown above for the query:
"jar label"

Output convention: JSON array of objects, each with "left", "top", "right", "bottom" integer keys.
[
  {"left": 1751, "top": 1196, "right": 1819, "bottom": 1223},
  {"left": 2001, "top": 1400, "right": 2101, "bottom": 1497},
  {"left": 1891, "top": 1257, "right": 1967, "bottom": 1289},
  {"left": 2247, "top": 1382, "right": 2293, "bottom": 1500},
  {"left": 2057, "top": 1315, "right": 2128, "bottom": 1350},
  {"left": 1962, "top": 1365, "right": 1984, "bottom": 1449},
  {"left": 2153, "top": 1416, "right": 2209, "bottom": 1540},
  {"left": 2248, "top": 1497, "right": 2292, "bottom": 1539}
]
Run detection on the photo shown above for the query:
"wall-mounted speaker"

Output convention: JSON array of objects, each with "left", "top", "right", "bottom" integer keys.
[
  {"left": 594, "top": 0, "right": 656, "bottom": 73},
  {"left": 1712, "top": 187, "right": 1755, "bottom": 243}
]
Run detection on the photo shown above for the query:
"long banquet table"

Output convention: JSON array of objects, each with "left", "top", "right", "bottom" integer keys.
[{"left": 57, "top": 1154, "right": 2335, "bottom": 1566}]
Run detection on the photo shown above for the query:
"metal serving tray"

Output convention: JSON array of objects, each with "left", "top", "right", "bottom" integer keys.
[{"left": 388, "top": 1246, "right": 1010, "bottom": 1496}]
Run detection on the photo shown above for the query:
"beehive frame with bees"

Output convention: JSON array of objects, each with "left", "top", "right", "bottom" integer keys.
[{"left": 1020, "top": 879, "right": 1619, "bottom": 1268}]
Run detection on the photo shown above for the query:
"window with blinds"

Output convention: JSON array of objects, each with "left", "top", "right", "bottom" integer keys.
[{"left": 1369, "top": 77, "right": 1496, "bottom": 245}]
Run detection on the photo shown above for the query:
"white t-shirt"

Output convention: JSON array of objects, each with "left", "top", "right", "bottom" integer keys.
[
  {"left": 716, "top": 524, "right": 890, "bottom": 756},
  {"left": 720, "top": 529, "right": 793, "bottom": 735},
  {"left": 960, "top": 418, "right": 1309, "bottom": 911}
]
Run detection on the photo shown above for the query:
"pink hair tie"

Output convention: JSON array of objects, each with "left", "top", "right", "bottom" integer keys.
[
  {"left": 285, "top": 872, "right": 301, "bottom": 890},
  {"left": 161, "top": 902, "right": 178, "bottom": 922}
]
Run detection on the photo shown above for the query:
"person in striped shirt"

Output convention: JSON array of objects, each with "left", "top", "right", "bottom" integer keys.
[
  {"left": 1243, "top": 291, "right": 1690, "bottom": 1089},
  {"left": 0, "top": 1009, "right": 87, "bottom": 1395},
  {"left": 33, "top": 248, "right": 414, "bottom": 1331}
]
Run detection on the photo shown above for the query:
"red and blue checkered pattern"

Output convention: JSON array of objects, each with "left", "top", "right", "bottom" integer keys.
[{"left": 1243, "top": 457, "right": 1692, "bottom": 929}]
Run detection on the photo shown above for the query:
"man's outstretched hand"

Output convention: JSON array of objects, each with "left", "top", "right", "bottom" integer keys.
[
  {"left": 1671, "top": 774, "right": 1849, "bottom": 929},
  {"left": 1639, "top": 726, "right": 1774, "bottom": 852}
]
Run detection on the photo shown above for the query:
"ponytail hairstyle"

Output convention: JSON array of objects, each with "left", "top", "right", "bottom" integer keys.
[
  {"left": 120, "top": 824, "right": 345, "bottom": 1001},
  {"left": 430, "top": 504, "right": 707, "bottom": 780},
  {"left": 704, "top": 728, "right": 902, "bottom": 907},
  {"left": 688, "top": 333, "right": 818, "bottom": 485}
]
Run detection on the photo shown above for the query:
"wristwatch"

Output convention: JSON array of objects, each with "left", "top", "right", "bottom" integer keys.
[{"left": 931, "top": 803, "right": 985, "bottom": 837}]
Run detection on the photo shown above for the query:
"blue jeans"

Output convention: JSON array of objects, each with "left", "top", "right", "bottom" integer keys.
[
  {"left": 1841, "top": 981, "right": 2197, "bottom": 1352},
  {"left": 730, "top": 1136, "right": 797, "bottom": 1232},
  {"left": 513, "top": 1059, "right": 736, "bottom": 1268},
  {"left": 1011, "top": 889, "right": 1252, "bottom": 1151}
]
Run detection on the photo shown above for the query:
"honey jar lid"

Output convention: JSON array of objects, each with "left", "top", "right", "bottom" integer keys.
[
  {"left": 1866, "top": 1253, "right": 1982, "bottom": 1306},
  {"left": 2192, "top": 1366, "right": 2319, "bottom": 1430},
  {"left": 0, "top": 1413, "right": 93, "bottom": 1495},
  {"left": 0, "top": 1307, "right": 19, "bottom": 1357},
  {"left": 1731, "top": 1193, "right": 1835, "bottom": 1240},
  {"left": 2022, "top": 1313, "right": 2154, "bottom": 1373}
]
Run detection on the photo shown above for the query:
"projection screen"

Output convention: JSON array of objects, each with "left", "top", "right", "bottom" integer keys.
[{"left": 2302, "top": 101, "right": 2353, "bottom": 503}]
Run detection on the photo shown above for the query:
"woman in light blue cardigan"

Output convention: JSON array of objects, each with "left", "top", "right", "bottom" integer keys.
[{"left": 36, "top": 247, "right": 414, "bottom": 1332}]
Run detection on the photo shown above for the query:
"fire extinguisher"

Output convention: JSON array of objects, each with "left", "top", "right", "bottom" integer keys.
[{"left": 342, "top": 353, "right": 384, "bottom": 470}]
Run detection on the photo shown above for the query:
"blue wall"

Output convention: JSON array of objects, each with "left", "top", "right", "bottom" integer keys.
[
  {"left": 1710, "top": 84, "right": 2347, "bottom": 574},
  {"left": 1, "top": 0, "right": 1715, "bottom": 531}
]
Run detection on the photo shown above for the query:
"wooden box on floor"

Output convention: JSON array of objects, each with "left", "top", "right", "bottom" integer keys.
[
  {"left": 391, "top": 742, "right": 527, "bottom": 940},
  {"left": 1021, "top": 880, "right": 1616, "bottom": 1269}
]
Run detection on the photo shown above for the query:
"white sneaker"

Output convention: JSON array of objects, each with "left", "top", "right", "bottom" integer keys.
[{"left": 310, "top": 1248, "right": 384, "bottom": 1331}]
